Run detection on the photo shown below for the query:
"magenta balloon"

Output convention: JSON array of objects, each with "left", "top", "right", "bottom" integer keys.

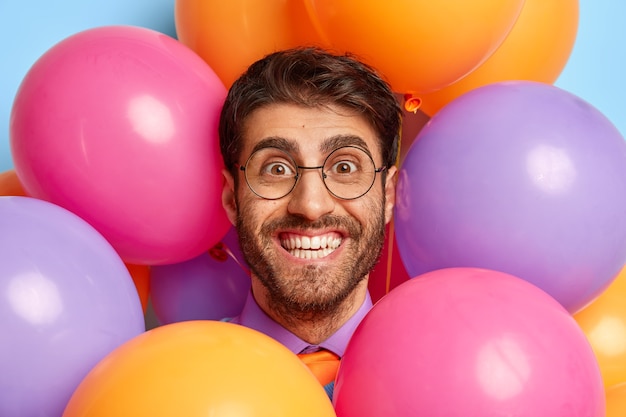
[
  {"left": 150, "top": 227, "right": 251, "bottom": 324},
  {"left": 395, "top": 81, "right": 626, "bottom": 313},
  {"left": 10, "top": 25, "right": 230, "bottom": 265},
  {"left": 334, "top": 268, "right": 605, "bottom": 416},
  {"left": 0, "top": 196, "right": 144, "bottom": 417}
]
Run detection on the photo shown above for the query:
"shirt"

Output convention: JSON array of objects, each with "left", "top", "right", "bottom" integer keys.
[{"left": 229, "top": 290, "right": 373, "bottom": 357}]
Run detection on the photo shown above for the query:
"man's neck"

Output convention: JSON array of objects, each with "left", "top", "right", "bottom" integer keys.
[{"left": 251, "top": 280, "right": 368, "bottom": 345}]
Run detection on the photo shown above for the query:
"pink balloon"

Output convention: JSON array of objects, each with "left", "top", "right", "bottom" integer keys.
[
  {"left": 334, "top": 268, "right": 605, "bottom": 417},
  {"left": 10, "top": 25, "right": 229, "bottom": 265}
]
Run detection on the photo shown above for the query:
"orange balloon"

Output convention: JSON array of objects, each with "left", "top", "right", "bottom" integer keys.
[
  {"left": 175, "top": 0, "right": 327, "bottom": 88},
  {"left": 606, "top": 383, "right": 626, "bottom": 417},
  {"left": 305, "top": 0, "right": 525, "bottom": 94},
  {"left": 419, "top": 0, "right": 579, "bottom": 115},
  {"left": 125, "top": 263, "right": 150, "bottom": 313},
  {"left": 0, "top": 169, "right": 27, "bottom": 196},
  {"left": 62, "top": 321, "right": 336, "bottom": 417},
  {"left": 575, "top": 265, "right": 626, "bottom": 388}
]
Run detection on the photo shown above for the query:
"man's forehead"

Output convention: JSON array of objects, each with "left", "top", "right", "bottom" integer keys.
[{"left": 240, "top": 103, "right": 381, "bottom": 159}]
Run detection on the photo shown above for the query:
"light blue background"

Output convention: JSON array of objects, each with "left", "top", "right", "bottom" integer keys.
[{"left": 0, "top": 1, "right": 624, "bottom": 172}]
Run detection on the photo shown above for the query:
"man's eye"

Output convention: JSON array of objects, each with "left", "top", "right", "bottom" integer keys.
[
  {"left": 331, "top": 161, "right": 358, "bottom": 175},
  {"left": 263, "top": 162, "right": 294, "bottom": 176}
]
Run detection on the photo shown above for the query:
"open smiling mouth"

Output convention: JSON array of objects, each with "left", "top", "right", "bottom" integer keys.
[{"left": 280, "top": 233, "right": 343, "bottom": 259}]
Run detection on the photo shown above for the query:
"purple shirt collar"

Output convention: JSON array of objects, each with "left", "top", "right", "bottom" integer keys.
[{"left": 229, "top": 290, "right": 373, "bottom": 357}]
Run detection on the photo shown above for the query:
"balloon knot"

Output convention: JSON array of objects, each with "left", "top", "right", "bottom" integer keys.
[
  {"left": 404, "top": 94, "right": 422, "bottom": 113},
  {"left": 208, "top": 243, "right": 229, "bottom": 262}
]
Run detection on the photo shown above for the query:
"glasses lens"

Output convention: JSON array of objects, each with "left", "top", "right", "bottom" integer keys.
[
  {"left": 323, "top": 146, "right": 377, "bottom": 199},
  {"left": 244, "top": 148, "right": 298, "bottom": 199}
]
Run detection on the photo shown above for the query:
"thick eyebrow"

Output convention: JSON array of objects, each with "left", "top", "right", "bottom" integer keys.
[
  {"left": 251, "top": 137, "right": 299, "bottom": 154},
  {"left": 320, "top": 135, "right": 370, "bottom": 155},
  {"left": 249, "top": 134, "right": 371, "bottom": 157}
]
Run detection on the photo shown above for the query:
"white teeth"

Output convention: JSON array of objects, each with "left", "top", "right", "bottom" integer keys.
[
  {"left": 281, "top": 234, "right": 342, "bottom": 259},
  {"left": 298, "top": 235, "right": 322, "bottom": 249}
]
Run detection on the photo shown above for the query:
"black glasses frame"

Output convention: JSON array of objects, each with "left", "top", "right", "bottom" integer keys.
[{"left": 237, "top": 145, "right": 387, "bottom": 200}]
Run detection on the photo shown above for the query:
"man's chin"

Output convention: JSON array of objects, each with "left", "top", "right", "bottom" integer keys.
[{"left": 279, "top": 298, "right": 345, "bottom": 319}]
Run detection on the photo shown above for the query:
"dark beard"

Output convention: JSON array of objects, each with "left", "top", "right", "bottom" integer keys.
[{"left": 236, "top": 203, "right": 386, "bottom": 322}]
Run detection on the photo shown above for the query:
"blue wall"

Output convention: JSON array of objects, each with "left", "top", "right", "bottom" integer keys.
[
  {"left": 555, "top": 1, "right": 625, "bottom": 139},
  {"left": 0, "top": 1, "right": 624, "bottom": 172}
]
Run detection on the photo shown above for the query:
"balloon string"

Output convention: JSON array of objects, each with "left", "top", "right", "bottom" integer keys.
[
  {"left": 223, "top": 243, "right": 250, "bottom": 276},
  {"left": 385, "top": 218, "right": 395, "bottom": 295},
  {"left": 208, "top": 242, "right": 250, "bottom": 276}
]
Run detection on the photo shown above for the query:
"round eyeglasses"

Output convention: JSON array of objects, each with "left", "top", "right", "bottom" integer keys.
[{"left": 237, "top": 145, "right": 387, "bottom": 200}]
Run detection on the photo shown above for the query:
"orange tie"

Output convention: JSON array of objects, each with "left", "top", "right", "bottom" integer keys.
[{"left": 297, "top": 349, "right": 340, "bottom": 386}]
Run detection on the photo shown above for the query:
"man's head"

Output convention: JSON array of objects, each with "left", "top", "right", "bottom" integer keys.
[
  {"left": 218, "top": 48, "right": 402, "bottom": 331},
  {"left": 219, "top": 47, "right": 402, "bottom": 176}
]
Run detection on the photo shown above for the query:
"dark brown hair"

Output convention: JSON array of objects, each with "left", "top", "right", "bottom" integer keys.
[{"left": 218, "top": 47, "right": 402, "bottom": 173}]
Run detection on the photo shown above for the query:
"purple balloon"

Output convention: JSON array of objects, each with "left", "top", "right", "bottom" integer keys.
[
  {"left": 395, "top": 81, "right": 626, "bottom": 313},
  {"left": 0, "top": 196, "right": 145, "bottom": 417},
  {"left": 150, "top": 227, "right": 251, "bottom": 324}
]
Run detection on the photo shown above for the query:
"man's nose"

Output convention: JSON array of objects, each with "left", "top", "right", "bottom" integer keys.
[{"left": 286, "top": 167, "right": 335, "bottom": 221}]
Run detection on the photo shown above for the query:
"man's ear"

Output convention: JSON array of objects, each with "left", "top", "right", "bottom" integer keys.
[
  {"left": 383, "top": 165, "right": 397, "bottom": 225},
  {"left": 221, "top": 169, "right": 237, "bottom": 226}
]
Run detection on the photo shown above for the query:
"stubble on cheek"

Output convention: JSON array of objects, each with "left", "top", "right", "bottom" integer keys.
[{"left": 234, "top": 193, "right": 387, "bottom": 318}]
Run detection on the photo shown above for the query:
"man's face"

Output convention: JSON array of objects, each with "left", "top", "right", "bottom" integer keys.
[{"left": 222, "top": 103, "right": 397, "bottom": 318}]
